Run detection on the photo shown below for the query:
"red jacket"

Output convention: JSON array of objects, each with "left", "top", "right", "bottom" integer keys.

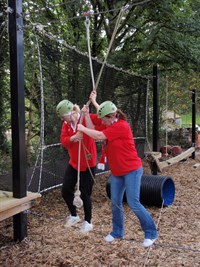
[
  {"left": 101, "top": 119, "right": 142, "bottom": 176},
  {"left": 60, "top": 114, "right": 101, "bottom": 171}
]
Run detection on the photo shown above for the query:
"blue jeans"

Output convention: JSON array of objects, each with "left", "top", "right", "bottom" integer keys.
[{"left": 110, "top": 167, "right": 158, "bottom": 239}]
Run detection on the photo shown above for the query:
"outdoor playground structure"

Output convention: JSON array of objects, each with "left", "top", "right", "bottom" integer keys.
[{"left": 0, "top": 2, "right": 199, "bottom": 266}]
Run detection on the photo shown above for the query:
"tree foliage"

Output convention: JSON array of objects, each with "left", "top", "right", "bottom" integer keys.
[{"left": 1, "top": 0, "right": 200, "bottom": 170}]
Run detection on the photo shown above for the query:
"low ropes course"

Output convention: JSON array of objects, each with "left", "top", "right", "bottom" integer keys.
[
  {"left": 0, "top": 4, "right": 175, "bottom": 263},
  {"left": 1, "top": 2, "right": 199, "bottom": 266}
]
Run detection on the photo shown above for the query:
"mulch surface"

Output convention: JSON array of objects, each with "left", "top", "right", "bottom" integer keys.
[{"left": 0, "top": 154, "right": 200, "bottom": 266}]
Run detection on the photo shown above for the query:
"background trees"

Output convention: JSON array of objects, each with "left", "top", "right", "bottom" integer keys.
[
  {"left": 0, "top": 0, "right": 200, "bottom": 172},
  {"left": 21, "top": 0, "right": 200, "bottom": 111}
]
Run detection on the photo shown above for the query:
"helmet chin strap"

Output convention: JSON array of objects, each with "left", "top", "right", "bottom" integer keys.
[{"left": 70, "top": 112, "right": 80, "bottom": 131}]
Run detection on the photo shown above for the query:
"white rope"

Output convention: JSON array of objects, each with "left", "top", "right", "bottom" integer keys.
[
  {"left": 73, "top": 6, "right": 127, "bottom": 208},
  {"left": 35, "top": 28, "right": 45, "bottom": 192},
  {"left": 95, "top": 5, "right": 127, "bottom": 89},
  {"left": 84, "top": 15, "right": 95, "bottom": 89},
  {"left": 73, "top": 11, "right": 96, "bottom": 208},
  {"left": 165, "top": 76, "right": 169, "bottom": 152},
  {"left": 73, "top": 138, "right": 83, "bottom": 208},
  {"left": 145, "top": 79, "right": 152, "bottom": 152},
  {"left": 143, "top": 201, "right": 164, "bottom": 266}
]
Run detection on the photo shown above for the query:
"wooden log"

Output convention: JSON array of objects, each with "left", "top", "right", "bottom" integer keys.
[
  {"left": 146, "top": 147, "right": 195, "bottom": 172},
  {"left": 145, "top": 152, "right": 163, "bottom": 172},
  {"left": 0, "top": 191, "right": 41, "bottom": 221}
]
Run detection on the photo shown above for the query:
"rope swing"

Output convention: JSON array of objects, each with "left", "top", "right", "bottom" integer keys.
[{"left": 73, "top": 5, "right": 128, "bottom": 208}]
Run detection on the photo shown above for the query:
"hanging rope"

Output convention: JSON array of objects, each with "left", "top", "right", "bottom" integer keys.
[
  {"left": 165, "top": 76, "right": 169, "bottom": 153},
  {"left": 84, "top": 11, "right": 95, "bottom": 89},
  {"left": 28, "top": 27, "right": 45, "bottom": 193},
  {"left": 95, "top": 5, "right": 127, "bottom": 89},
  {"left": 73, "top": 4, "right": 130, "bottom": 208}
]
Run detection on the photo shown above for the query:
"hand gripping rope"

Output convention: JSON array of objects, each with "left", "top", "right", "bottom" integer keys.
[{"left": 73, "top": 6, "right": 128, "bottom": 208}]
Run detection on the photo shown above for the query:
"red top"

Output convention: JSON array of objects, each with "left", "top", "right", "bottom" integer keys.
[
  {"left": 100, "top": 119, "right": 142, "bottom": 176},
  {"left": 60, "top": 114, "right": 101, "bottom": 171}
]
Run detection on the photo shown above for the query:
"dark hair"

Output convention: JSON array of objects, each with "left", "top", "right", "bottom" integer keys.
[{"left": 116, "top": 109, "right": 127, "bottom": 121}]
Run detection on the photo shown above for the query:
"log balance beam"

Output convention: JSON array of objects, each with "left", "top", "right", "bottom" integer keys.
[
  {"left": 145, "top": 147, "right": 195, "bottom": 173},
  {"left": 0, "top": 191, "right": 41, "bottom": 221}
]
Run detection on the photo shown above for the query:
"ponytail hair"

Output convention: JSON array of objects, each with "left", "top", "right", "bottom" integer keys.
[
  {"left": 72, "top": 104, "right": 80, "bottom": 113},
  {"left": 116, "top": 109, "right": 127, "bottom": 121}
]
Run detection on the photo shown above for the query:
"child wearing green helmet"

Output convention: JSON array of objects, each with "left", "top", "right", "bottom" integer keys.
[
  {"left": 56, "top": 99, "right": 102, "bottom": 233},
  {"left": 77, "top": 91, "right": 158, "bottom": 248}
]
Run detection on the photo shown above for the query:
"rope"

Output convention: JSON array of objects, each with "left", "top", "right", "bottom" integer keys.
[
  {"left": 27, "top": 27, "right": 45, "bottom": 193},
  {"left": 165, "top": 76, "right": 169, "bottom": 153},
  {"left": 145, "top": 79, "right": 152, "bottom": 152},
  {"left": 143, "top": 201, "right": 164, "bottom": 266},
  {"left": 95, "top": 5, "right": 127, "bottom": 89},
  {"left": 73, "top": 5, "right": 126, "bottom": 208},
  {"left": 84, "top": 13, "right": 95, "bottom": 89}
]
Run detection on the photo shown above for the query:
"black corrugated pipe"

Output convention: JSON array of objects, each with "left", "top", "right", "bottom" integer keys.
[{"left": 106, "top": 175, "right": 175, "bottom": 207}]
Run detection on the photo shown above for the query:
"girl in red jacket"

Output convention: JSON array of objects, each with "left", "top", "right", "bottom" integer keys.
[{"left": 56, "top": 99, "right": 101, "bottom": 233}]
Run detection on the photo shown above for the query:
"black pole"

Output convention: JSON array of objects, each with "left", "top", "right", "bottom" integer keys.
[
  {"left": 8, "top": 0, "right": 27, "bottom": 241},
  {"left": 152, "top": 64, "right": 159, "bottom": 174},
  {"left": 191, "top": 89, "right": 196, "bottom": 159}
]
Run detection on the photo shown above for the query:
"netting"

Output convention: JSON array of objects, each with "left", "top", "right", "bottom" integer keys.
[
  {"left": 26, "top": 27, "right": 148, "bottom": 193},
  {"left": 0, "top": 11, "right": 149, "bottom": 194}
]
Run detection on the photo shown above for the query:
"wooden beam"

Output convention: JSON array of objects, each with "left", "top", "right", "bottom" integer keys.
[
  {"left": 145, "top": 152, "right": 163, "bottom": 172},
  {"left": 0, "top": 191, "right": 41, "bottom": 221},
  {"left": 146, "top": 147, "right": 195, "bottom": 172}
]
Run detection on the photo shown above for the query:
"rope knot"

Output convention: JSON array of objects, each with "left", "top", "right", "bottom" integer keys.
[{"left": 73, "top": 190, "right": 83, "bottom": 208}]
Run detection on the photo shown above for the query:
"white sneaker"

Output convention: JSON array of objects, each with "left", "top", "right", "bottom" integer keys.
[
  {"left": 80, "top": 221, "right": 93, "bottom": 233},
  {"left": 104, "top": 234, "right": 115, "bottom": 242},
  {"left": 64, "top": 215, "right": 80, "bottom": 228},
  {"left": 143, "top": 238, "right": 157, "bottom": 248}
]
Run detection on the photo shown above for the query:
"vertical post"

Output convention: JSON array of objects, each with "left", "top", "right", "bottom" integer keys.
[
  {"left": 152, "top": 64, "right": 159, "bottom": 175},
  {"left": 8, "top": 0, "right": 27, "bottom": 241},
  {"left": 191, "top": 89, "right": 196, "bottom": 159}
]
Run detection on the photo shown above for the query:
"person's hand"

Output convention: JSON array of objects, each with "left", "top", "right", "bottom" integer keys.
[
  {"left": 72, "top": 131, "right": 83, "bottom": 142},
  {"left": 81, "top": 104, "right": 89, "bottom": 115},
  {"left": 89, "top": 90, "right": 99, "bottom": 109},
  {"left": 89, "top": 90, "right": 97, "bottom": 102},
  {"left": 77, "top": 124, "right": 85, "bottom": 132}
]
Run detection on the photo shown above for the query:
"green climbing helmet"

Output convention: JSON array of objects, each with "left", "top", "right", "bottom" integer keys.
[
  {"left": 56, "top": 99, "right": 74, "bottom": 116},
  {"left": 97, "top": 101, "right": 117, "bottom": 118}
]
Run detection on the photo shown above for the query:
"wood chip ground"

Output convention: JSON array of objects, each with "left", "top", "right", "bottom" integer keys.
[{"left": 0, "top": 155, "right": 200, "bottom": 266}]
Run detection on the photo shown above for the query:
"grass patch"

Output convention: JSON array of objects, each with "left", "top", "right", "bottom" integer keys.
[{"left": 181, "top": 113, "right": 200, "bottom": 127}]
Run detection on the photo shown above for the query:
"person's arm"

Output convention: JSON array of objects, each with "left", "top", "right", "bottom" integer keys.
[
  {"left": 82, "top": 105, "right": 95, "bottom": 129},
  {"left": 77, "top": 124, "right": 107, "bottom": 140},
  {"left": 89, "top": 90, "right": 99, "bottom": 110}
]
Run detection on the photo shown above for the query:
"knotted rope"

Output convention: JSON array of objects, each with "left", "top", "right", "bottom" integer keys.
[{"left": 73, "top": 5, "right": 128, "bottom": 208}]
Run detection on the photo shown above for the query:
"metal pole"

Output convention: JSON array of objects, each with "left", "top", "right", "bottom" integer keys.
[
  {"left": 8, "top": 0, "right": 27, "bottom": 241},
  {"left": 191, "top": 89, "right": 196, "bottom": 159},
  {"left": 152, "top": 64, "right": 159, "bottom": 174}
]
